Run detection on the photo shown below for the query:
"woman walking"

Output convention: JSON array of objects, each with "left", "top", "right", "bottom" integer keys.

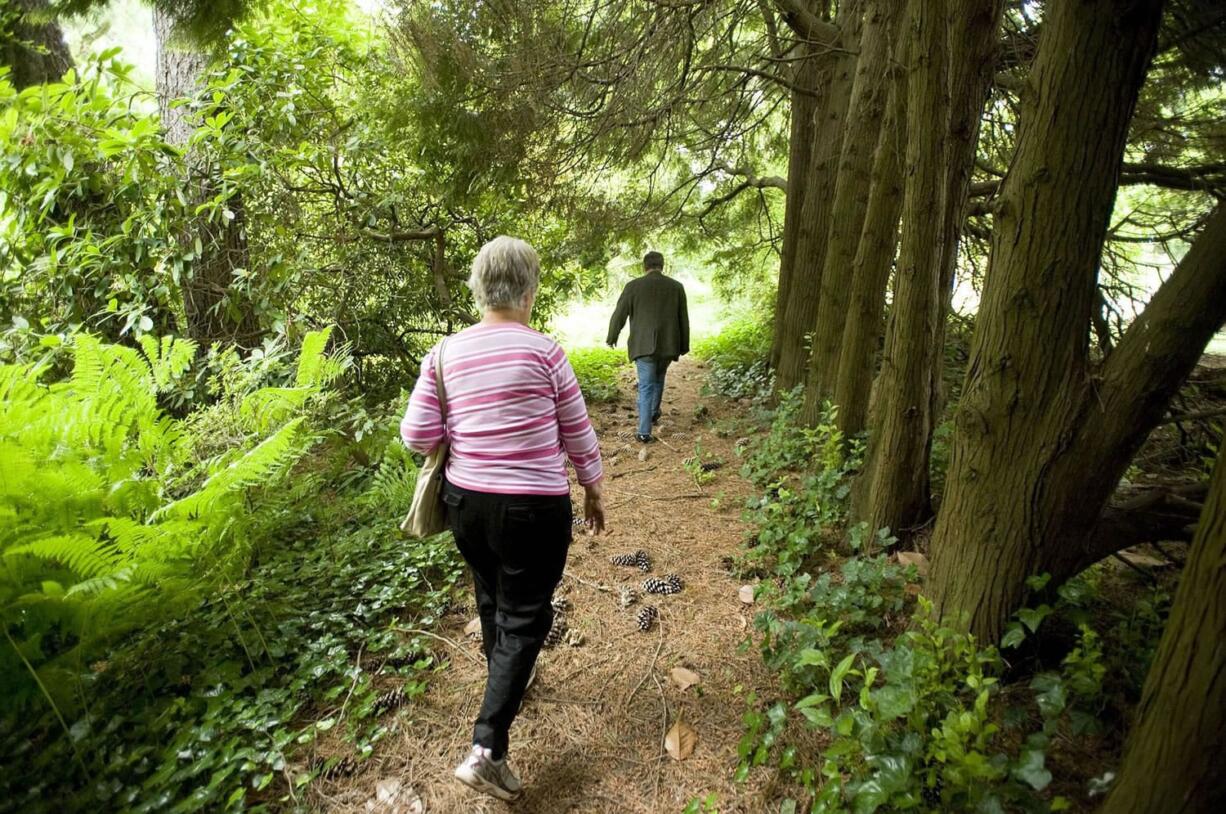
[{"left": 401, "top": 236, "right": 606, "bottom": 801}]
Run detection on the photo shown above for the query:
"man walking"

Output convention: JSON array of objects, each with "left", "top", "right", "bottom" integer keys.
[{"left": 607, "top": 251, "right": 690, "bottom": 443}]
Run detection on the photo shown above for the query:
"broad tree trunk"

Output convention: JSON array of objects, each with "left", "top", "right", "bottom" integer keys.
[
  {"left": 831, "top": 80, "right": 904, "bottom": 438},
  {"left": 2, "top": 0, "right": 73, "bottom": 88},
  {"left": 772, "top": 0, "right": 863, "bottom": 394},
  {"left": 849, "top": 0, "right": 949, "bottom": 534},
  {"left": 771, "top": 45, "right": 822, "bottom": 371},
  {"left": 155, "top": 8, "right": 260, "bottom": 348},
  {"left": 802, "top": 0, "right": 905, "bottom": 423},
  {"left": 925, "top": 0, "right": 1207, "bottom": 642},
  {"left": 1100, "top": 439, "right": 1226, "bottom": 814}
]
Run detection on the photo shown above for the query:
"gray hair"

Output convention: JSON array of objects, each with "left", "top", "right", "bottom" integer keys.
[{"left": 467, "top": 236, "right": 541, "bottom": 310}]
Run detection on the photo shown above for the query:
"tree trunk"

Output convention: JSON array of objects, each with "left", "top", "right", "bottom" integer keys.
[
  {"left": 1100, "top": 440, "right": 1226, "bottom": 814},
  {"left": 2, "top": 0, "right": 73, "bottom": 88},
  {"left": 849, "top": 0, "right": 949, "bottom": 534},
  {"left": 772, "top": 0, "right": 863, "bottom": 394},
  {"left": 802, "top": 0, "right": 905, "bottom": 423},
  {"left": 771, "top": 45, "right": 822, "bottom": 371},
  {"left": 154, "top": 8, "right": 260, "bottom": 348},
  {"left": 926, "top": 0, "right": 1183, "bottom": 642},
  {"left": 925, "top": 0, "right": 1006, "bottom": 453},
  {"left": 831, "top": 79, "right": 905, "bottom": 438}
]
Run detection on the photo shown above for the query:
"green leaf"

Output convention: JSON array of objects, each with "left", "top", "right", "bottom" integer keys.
[
  {"left": 1017, "top": 604, "right": 1052, "bottom": 633},
  {"left": 1001, "top": 622, "right": 1026, "bottom": 649},
  {"left": 1012, "top": 749, "right": 1052, "bottom": 791},
  {"left": 830, "top": 653, "right": 856, "bottom": 704}
]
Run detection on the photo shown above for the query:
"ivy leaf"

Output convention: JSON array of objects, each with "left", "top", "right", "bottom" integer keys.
[
  {"left": 1017, "top": 604, "right": 1052, "bottom": 633},
  {"left": 1001, "top": 622, "right": 1027, "bottom": 649},
  {"left": 1012, "top": 749, "right": 1052, "bottom": 791},
  {"left": 829, "top": 653, "right": 856, "bottom": 704}
]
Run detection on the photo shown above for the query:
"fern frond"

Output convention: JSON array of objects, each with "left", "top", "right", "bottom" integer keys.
[
  {"left": 139, "top": 335, "right": 198, "bottom": 393},
  {"left": 157, "top": 417, "right": 311, "bottom": 521},
  {"left": 239, "top": 387, "right": 314, "bottom": 432},
  {"left": 294, "top": 327, "right": 332, "bottom": 387},
  {"left": 5, "top": 533, "right": 121, "bottom": 580}
]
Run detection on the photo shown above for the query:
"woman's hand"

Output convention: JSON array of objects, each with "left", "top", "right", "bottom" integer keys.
[{"left": 583, "top": 481, "right": 606, "bottom": 535}]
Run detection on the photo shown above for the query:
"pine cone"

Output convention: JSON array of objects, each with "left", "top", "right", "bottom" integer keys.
[
  {"left": 311, "top": 754, "right": 358, "bottom": 781},
  {"left": 610, "top": 552, "right": 638, "bottom": 567},
  {"left": 636, "top": 605, "right": 659, "bottom": 632},
  {"left": 635, "top": 550, "right": 651, "bottom": 572},
  {"left": 371, "top": 686, "right": 407, "bottom": 717},
  {"left": 544, "top": 613, "right": 568, "bottom": 647},
  {"left": 618, "top": 585, "right": 638, "bottom": 608},
  {"left": 642, "top": 577, "right": 669, "bottom": 594},
  {"left": 551, "top": 595, "right": 571, "bottom": 613}
]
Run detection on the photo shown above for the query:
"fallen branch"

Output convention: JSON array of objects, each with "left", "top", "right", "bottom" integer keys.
[
  {"left": 611, "top": 465, "right": 658, "bottom": 479},
  {"left": 395, "top": 627, "right": 484, "bottom": 667}
]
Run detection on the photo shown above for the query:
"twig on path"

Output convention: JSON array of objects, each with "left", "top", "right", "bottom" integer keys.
[
  {"left": 563, "top": 570, "right": 618, "bottom": 595},
  {"left": 623, "top": 620, "right": 666, "bottom": 710},
  {"left": 533, "top": 695, "right": 605, "bottom": 707},
  {"left": 337, "top": 642, "right": 365, "bottom": 723},
  {"left": 652, "top": 661, "right": 668, "bottom": 810},
  {"left": 395, "top": 626, "right": 484, "bottom": 666},
  {"left": 610, "top": 465, "right": 658, "bottom": 479},
  {"left": 609, "top": 490, "right": 705, "bottom": 501}
]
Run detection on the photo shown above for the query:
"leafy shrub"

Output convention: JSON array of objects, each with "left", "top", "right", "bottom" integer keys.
[
  {"left": 693, "top": 315, "right": 773, "bottom": 399},
  {"left": 567, "top": 345, "right": 627, "bottom": 403},
  {"left": 733, "top": 403, "right": 1116, "bottom": 812}
]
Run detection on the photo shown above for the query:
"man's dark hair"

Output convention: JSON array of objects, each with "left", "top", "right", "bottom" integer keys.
[{"left": 643, "top": 251, "right": 664, "bottom": 270}]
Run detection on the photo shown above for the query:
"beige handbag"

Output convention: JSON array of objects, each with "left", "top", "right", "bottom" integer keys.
[{"left": 400, "top": 338, "right": 450, "bottom": 538}]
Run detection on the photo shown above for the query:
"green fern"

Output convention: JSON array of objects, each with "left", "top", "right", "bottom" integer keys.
[{"left": 0, "top": 330, "right": 345, "bottom": 710}]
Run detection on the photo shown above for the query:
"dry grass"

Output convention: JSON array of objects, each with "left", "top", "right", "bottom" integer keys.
[{"left": 312, "top": 361, "right": 784, "bottom": 813}]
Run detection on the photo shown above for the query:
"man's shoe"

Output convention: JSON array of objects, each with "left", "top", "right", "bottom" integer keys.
[
  {"left": 636, "top": 433, "right": 655, "bottom": 443},
  {"left": 454, "top": 745, "right": 522, "bottom": 801}
]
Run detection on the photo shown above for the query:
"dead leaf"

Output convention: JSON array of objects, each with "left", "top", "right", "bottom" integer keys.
[
  {"left": 1117, "top": 549, "right": 1169, "bottom": 569},
  {"left": 738, "top": 584, "right": 756, "bottom": 604},
  {"left": 904, "top": 583, "right": 922, "bottom": 596},
  {"left": 366, "top": 777, "right": 424, "bottom": 813},
  {"left": 897, "top": 551, "right": 929, "bottom": 577},
  {"left": 637, "top": 447, "right": 650, "bottom": 462},
  {"left": 665, "top": 718, "right": 698, "bottom": 760},
  {"left": 669, "top": 667, "right": 701, "bottom": 691},
  {"left": 464, "top": 617, "right": 482, "bottom": 637}
]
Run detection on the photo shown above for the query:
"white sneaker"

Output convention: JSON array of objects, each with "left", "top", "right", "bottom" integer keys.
[{"left": 454, "top": 745, "right": 522, "bottom": 801}]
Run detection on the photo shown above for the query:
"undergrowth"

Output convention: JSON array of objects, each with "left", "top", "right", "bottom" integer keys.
[
  {"left": 693, "top": 315, "right": 772, "bottom": 400},
  {"left": 0, "top": 332, "right": 465, "bottom": 812},
  {"left": 732, "top": 395, "right": 1173, "bottom": 813},
  {"left": 567, "top": 345, "right": 627, "bottom": 403}
]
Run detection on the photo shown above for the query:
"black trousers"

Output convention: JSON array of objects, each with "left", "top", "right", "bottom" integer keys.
[{"left": 442, "top": 480, "right": 572, "bottom": 759}]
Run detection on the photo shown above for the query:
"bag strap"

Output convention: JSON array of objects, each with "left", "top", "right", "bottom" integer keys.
[{"left": 433, "top": 337, "right": 449, "bottom": 424}]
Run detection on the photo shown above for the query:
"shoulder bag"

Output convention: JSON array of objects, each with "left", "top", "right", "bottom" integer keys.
[{"left": 400, "top": 338, "right": 450, "bottom": 538}]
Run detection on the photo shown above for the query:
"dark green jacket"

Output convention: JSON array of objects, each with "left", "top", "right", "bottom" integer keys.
[{"left": 606, "top": 272, "right": 690, "bottom": 361}]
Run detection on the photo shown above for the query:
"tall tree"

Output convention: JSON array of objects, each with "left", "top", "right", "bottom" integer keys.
[
  {"left": 1, "top": 0, "right": 73, "bottom": 88},
  {"left": 801, "top": 0, "right": 904, "bottom": 420},
  {"left": 1100, "top": 436, "right": 1226, "bottom": 814},
  {"left": 925, "top": 0, "right": 1226, "bottom": 641},
  {"left": 848, "top": 0, "right": 949, "bottom": 533},
  {"left": 830, "top": 78, "right": 904, "bottom": 438},
  {"left": 154, "top": 7, "right": 260, "bottom": 347},
  {"left": 771, "top": 0, "right": 862, "bottom": 394}
]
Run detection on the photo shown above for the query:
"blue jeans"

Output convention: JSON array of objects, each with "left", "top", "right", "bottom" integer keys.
[{"left": 634, "top": 356, "right": 671, "bottom": 436}]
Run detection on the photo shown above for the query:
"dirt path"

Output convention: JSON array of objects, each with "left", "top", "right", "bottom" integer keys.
[{"left": 317, "top": 360, "right": 781, "bottom": 813}]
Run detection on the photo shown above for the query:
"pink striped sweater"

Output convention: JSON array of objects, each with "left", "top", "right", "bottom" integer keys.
[{"left": 400, "top": 323, "right": 604, "bottom": 495}]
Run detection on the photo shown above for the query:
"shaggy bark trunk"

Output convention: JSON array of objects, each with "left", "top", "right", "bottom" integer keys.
[
  {"left": 1100, "top": 442, "right": 1226, "bottom": 814},
  {"left": 802, "top": 0, "right": 905, "bottom": 423},
  {"left": 155, "top": 8, "right": 260, "bottom": 348},
  {"left": 773, "top": 0, "right": 863, "bottom": 394},
  {"left": 925, "top": 0, "right": 1197, "bottom": 642},
  {"left": 771, "top": 46, "right": 822, "bottom": 371},
  {"left": 2, "top": 0, "right": 73, "bottom": 88},
  {"left": 831, "top": 81, "right": 905, "bottom": 438},
  {"left": 849, "top": 0, "right": 949, "bottom": 534}
]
